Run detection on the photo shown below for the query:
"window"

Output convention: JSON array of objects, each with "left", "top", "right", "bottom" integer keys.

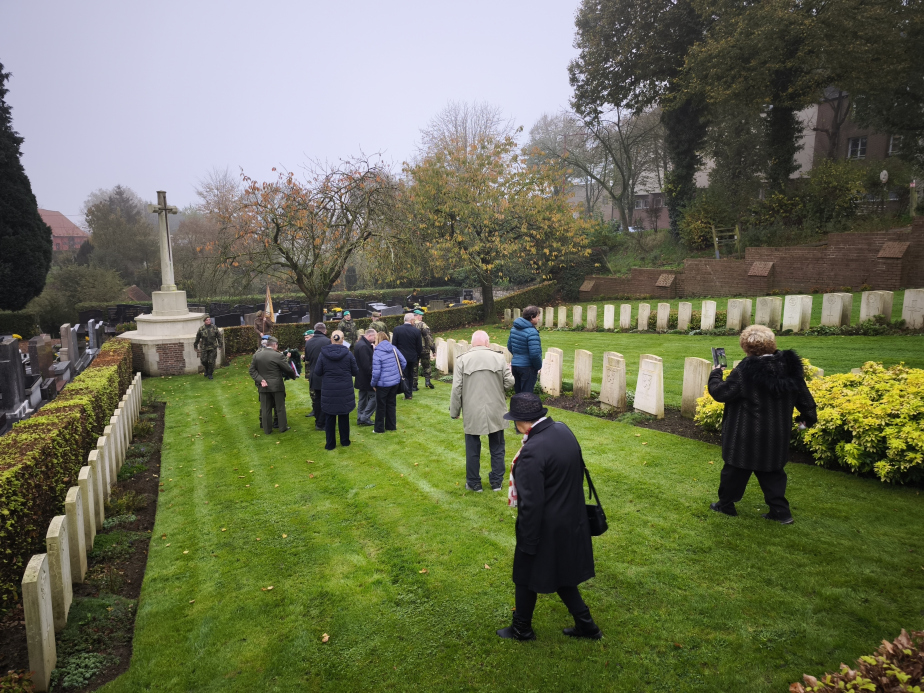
[
  {"left": 634, "top": 197, "right": 649, "bottom": 209},
  {"left": 889, "top": 135, "right": 902, "bottom": 156},
  {"left": 652, "top": 196, "right": 663, "bottom": 208},
  {"left": 848, "top": 136, "right": 867, "bottom": 159}
]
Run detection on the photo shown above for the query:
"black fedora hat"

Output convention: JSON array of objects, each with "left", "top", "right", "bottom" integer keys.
[{"left": 503, "top": 393, "right": 548, "bottom": 421}]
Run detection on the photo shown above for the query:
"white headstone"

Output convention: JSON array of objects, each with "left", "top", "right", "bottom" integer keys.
[
  {"left": 838, "top": 292, "right": 853, "bottom": 326},
  {"left": 586, "top": 305, "right": 597, "bottom": 331},
  {"left": 600, "top": 353, "right": 626, "bottom": 412},
  {"left": 88, "top": 451, "right": 106, "bottom": 527},
  {"left": 573, "top": 305, "right": 583, "bottom": 328},
  {"left": 77, "top": 466, "right": 95, "bottom": 549},
  {"left": 22, "top": 553, "right": 56, "bottom": 691},
  {"left": 540, "top": 348, "right": 563, "bottom": 396},
  {"left": 656, "top": 303, "right": 670, "bottom": 332},
  {"left": 544, "top": 307, "right": 554, "bottom": 328},
  {"left": 782, "top": 295, "right": 803, "bottom": 332},
  {"left": 603, "top": 305, "right": 615, "bottom": 330},
  {"left": 755, "top": 297, "right": 782, "bottom": 330},
  {"left": 634, "top": 357, "right": 664, "bottom": 419},
  {"left": 512, "top": 308, "right": 521, "bottom": 321},
  {"left": 557, "top": 306, "right": 567, "bottom": 329},
  {"left": 504, "top": 309, "right": 512, "bottom": 326},
  {"left": 677, "top": 302, "right": 692, "bottom": 331},
  {"left": 502, "top": 346, "right": 512, "bottom": 365},
  {"left": 700, "top": 301, "right": 716, "bottom": 330},
  {"left": 860, "top": 290, "right": 894, "bottom": 323},
  {"left": 821, "top": 293, "right": 845, "bottom": 326},
  {"left": 97, "top": 436, "right": 112, "bottom": 501},
  {"left": 800, "top": 295, "right": 813, "bottom": 331},
  {"left": 637, "top": 303, "right": 651, "bottom": 331},
  {"left": 64, "top": 487, "right": 87, "bottom": 583},
  {"left": 446, "top": 339, "right": 457, "bottom": 373},
  {"left": 435, "top": 338, "right": 448, "bottom": 374},
  {"left": 901, "top": 288, "right": 924, "bottom": 329},
  {"left": 742, "top": 299, "right": 752, "bottom": 328},
  {"left": 682, "top": 357, "right": 712, "bottom": 419},
  {"left": 45, "top": 516, "right": 72, "bottom": 632},
  {"left": 456, "top": 339, "right": 469, "bottom": 357},
  {"left": 573, "top": 350, "right": 593, "bottom": 399},
  {"left": 726, "top": 299, "right": 744, "bottom": 331},
  {"left": 619, "top": 304, "right": 632, "bottom": 330}
]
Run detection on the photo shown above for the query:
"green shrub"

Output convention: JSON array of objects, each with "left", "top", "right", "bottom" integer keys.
[
  {"left": 133, "top": 421, "right": 154, "bottom": 438},
  {"left": 803, "top": 158, "right": 865, "bottom": 228},
  {"left": 0, "top": 311, "right": 40, "bottom": 340},
  {"left": 679, "top": 189, "right": 734, "bottom": 249},
  {"left": 0, "top": 339, "right": 133, "bottom": 610},
  {"left": 106, "top": 489, "right": 148, "bottom": 515},
  {"left": 792, "top": 629, "right": 923, "bottom": 692}
]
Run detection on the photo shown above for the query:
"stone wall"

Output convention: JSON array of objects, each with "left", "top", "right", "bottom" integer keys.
[{"left": 580, "top": 226, "right": 924, "bottom": 300}]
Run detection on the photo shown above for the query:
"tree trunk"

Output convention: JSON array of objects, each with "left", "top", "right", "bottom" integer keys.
[
  {"left": 662, "top": 96, "right": 709, "bottom": 240},
  {"left": 481, "top": 277, "right": 496, "bottom": 324},
  {"left": 766, "top": 105, "right": 801, "bottom": 192}
]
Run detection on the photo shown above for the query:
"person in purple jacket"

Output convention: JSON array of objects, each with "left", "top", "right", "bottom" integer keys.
[{"left": 370, "top": 331, "right": 406, "bottom": 434}]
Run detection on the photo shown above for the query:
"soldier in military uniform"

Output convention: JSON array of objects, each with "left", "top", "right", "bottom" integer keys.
[
  {"left": 369, "top": 311, "right": 387, "bottom": 335},
  {"left": 193, "top": 316, "right": 224, "bottom": 380},
  {"left": 414, "top": 309, "right": 436, "bottom": 389},
  {"left": 337, "top": 311, "right": 358, "bottom": 348},
  {"left": 249, "top": 336, "right": 296, "bottom": 434}
]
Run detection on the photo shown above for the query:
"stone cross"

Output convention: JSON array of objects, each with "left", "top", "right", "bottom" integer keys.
[{"left": 147, "top": 190, "right": 179, "bottom": 292}]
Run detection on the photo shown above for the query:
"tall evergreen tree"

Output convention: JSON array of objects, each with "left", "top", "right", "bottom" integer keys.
[{"left": 0, "top": 62, "right": 51, "bottom": 311}]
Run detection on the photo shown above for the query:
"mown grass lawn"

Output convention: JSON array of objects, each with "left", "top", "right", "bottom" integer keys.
[{"left": 104, "top": 344, "right": 923, "bottom": 693}]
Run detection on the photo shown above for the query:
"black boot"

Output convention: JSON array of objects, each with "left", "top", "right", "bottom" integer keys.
[
  {"left": 412, "top": 383, "right": 419, "bottom": 391},
  {"left": 563, "top": 610, "right": 602, "bottom": 639},
  {"left": 425, "top": 378, "right": 434, "bottom": 389},
  {"left": 497, "top": 612, "right": 536, "bottom": 641}
]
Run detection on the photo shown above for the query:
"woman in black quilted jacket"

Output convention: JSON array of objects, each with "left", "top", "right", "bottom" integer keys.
[
  {"left": 314, "top": 330, "right": 359, "bottom": 451},
  {"left": 707, "top": 324, "right": 817, "bottom": 524}
]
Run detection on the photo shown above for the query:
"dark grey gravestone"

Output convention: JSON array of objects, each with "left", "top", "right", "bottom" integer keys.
[
  {"left": 28, "top": 335, "right": 54, "bottom": 380},
  {"left": 0, "top": 337, "right": 26, "bottom": 414},
  {"left": 40, "top": 378, "right": 57, "bottom": 402}
]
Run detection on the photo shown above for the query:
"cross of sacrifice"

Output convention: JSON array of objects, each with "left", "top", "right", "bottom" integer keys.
[{"left": 147, "top": 190, "right": 179, "bottom": 292}]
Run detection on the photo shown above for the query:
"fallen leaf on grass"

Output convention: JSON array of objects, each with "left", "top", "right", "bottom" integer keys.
[
  {"left": 484, "top": 564, "right": 491, "bottom": 570},
  {"left": 166, "top": 543, "right": 171, "bottom": 547},
  {"left": 321, "top": 633, "right": 330, "bottom": 643},
  {"left": 282, "top": 534, "right": 287, "bottom": 538},
  {"left": 275, "top": 484, "right": 279, "bottom": 488},
  {"left": 161, "top": 534, "right": 167, "bottom": 539},
  {"left": 642, "top": 442, "right": 648, "bottom": 445},
  {"left": 221, "top": 528, "right": 227, "bottom": 532},
  {"left": 419, "top": 568, "right": 429, "bottom": 574},
  {"left": 238, "top": 475, "right": 246, "bottom": 478},
  {"left": 261, "top": 585, "right": 274, "bottom": 591},
  {"left": 249, "top": 470, "right": 254, "bottom": 473},
  {"left": 635, "top": 434, "right": 641, "bottom": 437},
  {"left": 183, "top": 550, "right": 189, "bottom": 554},
  {"left": 189, "top": 600, "right": 195, "bottom": 604},
  {"left": 256, "top": 538, "right": 261, "bottom": 541},
  {"left": 309, "top": 474, "right": 315, "bottom": 479},
  {"left": 414, "top": 463, "right": 418, "bottom": 466},
  {"left": 276, "top": 441, "right": 280, "bottom": 445}
]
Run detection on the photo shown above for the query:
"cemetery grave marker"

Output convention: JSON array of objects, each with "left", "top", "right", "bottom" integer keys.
[
  {"left": 741, "top": 299, "right": 752, "bottom": 328},
  {"left": 446, "top": 339, "right": 456, "bottom": 373},
  {"left": 544, "top": 307, "right": 554, "bottom": 328},
  {"left": 22, "top": 553, "right": 55, "bottom": 692},
  {"left": 782, "top": 295, "right": 803, "bottom": 332},
  {"left": 700, "top": 301, "right": 716, "bottom": 330},
  {"left": 755, "top": 297, "right": 782, "bottom": 330},
  {"left": 88, "top": 450, "right": 106, "bottom": 527},
  {"left": 800, "top": 295, "right": 813, "bottom": 331},
  {"left": 902, "top": 288, "right": 924, "bottom": 329},
  {"left": 726, "top": 299, "right": 744, "bottom": 331},
  {"left": 435, "top": 338, "right": 448, "bottom": 374},
  {"left": 603, "top": 305, "right": 615, "bottom": 330},
  {"left": 600, "top": 353, "right": 626, "bottom": 412},
  {"left": 64, "top": 487, "right": 87, "bottom": 583},
  {"left": 573, "top": 350, "right": 592, "bottom": 399},
  {"left": 573, "top": 305, "right": 583, "bottom": 328},
  {"left": 860, "top": 290, "right": 894, "bottom": 323},
  {"left": 634, "top": 356, "right": 664, "bottom": 419},
  {"left": 637, "top": 303, "right": 651, "bottom": 331},
  {"left": 682, "top": 357, "right": 712, "bottom": 418},
  {"left": 45, "top": 516, "right": 72, "bottom": 632},
  {"left": 678, "top": 302, "right": 692, "bottom": 331},
  {"left": 540, "top": 347, "right": 563, "bottom": 396},
  {"left": 77, "top": 466, "right": 96, "bottom": 549},
  {"left": 620, "top": 304, "right": 632, "bottom": 330},
  {"left": 821, "top": 293, "right": 847, "bottom": 326},
  {"left": 586, "top": 305, "right": 597, "bottom": 331},
  {"left": 558, "top": 306, "right": 567, "bottom": 329},
  {"left": 656, "top": 303, "right": 670, "bottom": 332}
]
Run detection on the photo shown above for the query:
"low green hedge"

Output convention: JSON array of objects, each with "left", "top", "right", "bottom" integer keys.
[
  {"left": 223, "top": 283, "right": 558, "bottom": 356},
  {"left": 0, "top": 311, "right": 41, "bottom": 340},
  {"left": 0, "top": 339, "right": 133, "bottom": 611}
]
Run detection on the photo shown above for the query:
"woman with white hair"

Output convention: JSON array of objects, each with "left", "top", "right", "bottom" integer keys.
[{"left": 707, "top": 324, "right": 817, "bottom": 524}]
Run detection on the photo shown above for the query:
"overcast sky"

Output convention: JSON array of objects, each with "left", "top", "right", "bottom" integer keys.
[{"left": 2, "top": 0, "right": 581, "bottom": 223}]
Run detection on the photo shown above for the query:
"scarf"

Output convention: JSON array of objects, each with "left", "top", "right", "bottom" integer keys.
[{"left": 508, "top": 417, "right": 547, "bottom": 508}]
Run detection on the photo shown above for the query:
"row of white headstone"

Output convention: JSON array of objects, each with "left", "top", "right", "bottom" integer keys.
[
  {"left": 21, "top": 373, "right": 143, "bottom": 692},
  {"left": 503, "top": 288, "right": 924, "bottom": 332},
  {"left": 433, "top": 338, "right": 513, "bottom": 374}
]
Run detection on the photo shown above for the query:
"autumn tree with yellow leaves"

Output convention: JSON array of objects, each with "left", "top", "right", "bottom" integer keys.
[{"left": 405, "top": 134, "right": 588, "bottom": 323}]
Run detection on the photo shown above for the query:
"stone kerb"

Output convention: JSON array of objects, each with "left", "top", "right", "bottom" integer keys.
[
  {"left": 64, "top": 488, "right": 87, "bottom": 583},
  {"left": 726, "top": 299, "right": 744, "bottom": 331},
  {"left": 77, "top": 467, "right": 95, "bottom": 549},
  {"left": 682, "top": 357, "right": 712, "bottom": 419},
  {"left": 902, "top": 289, "right": 924, "bottom": 329},
  {"left": 678, "top": 302, "right": 692, "bottom": 331},
  {"left": 586, "top": 305, "right": 597, "bottom": 331},
  {"left": 573, "top": 350, "right": 593, "bottom": 399},
  {"left": 755, "top": 297, "right": 782, "bottom": 330},
  {"left": 700, "top": 301, "right": 716, "bottom": 330},
  {"left": 87, "top": 451, "right": 106, "bottom": 527},
  {"left": 540, "top": 348, "right": 563, "bottom": 396},
  {"left": 600, "top": 353, "right": 627, "bottom": 412},
  {"left": 573, "top": 306, "right": 583, "bottom": 328},
  {"left": 603, "top": 305, "right": 615, "bottom": 330},
  {"left": 634, "top": 356, "right": 664, "bottom": 419},
  {"left": 656, "top": 303, "right": 670, "bottom": 333},
  {"left": 637, "top": 303, "right": 651, "bottom": 331},
  {"left": 22, "top": 553, "right": 56, "bottom": 692},
  {"left": 619, "top": 304, "right": 632, "bottom": 330},
  {"left": 557, "top": 306, "right": 567, "bottom": 329},
  {"left": 45, "top": 516, "right": 72, "bottom": 632}
]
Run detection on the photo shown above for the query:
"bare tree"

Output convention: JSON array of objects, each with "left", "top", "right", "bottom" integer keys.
[{"left": 418, "top": 101, "right": 517, "bottom": 159}]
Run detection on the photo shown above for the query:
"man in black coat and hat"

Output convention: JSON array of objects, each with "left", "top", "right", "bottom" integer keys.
[
  {"left": 303, "top": 322, "right": 331, "bottom": 430},
  {"left": 497, "top": 393, "right": 601, "bottom": 641}
]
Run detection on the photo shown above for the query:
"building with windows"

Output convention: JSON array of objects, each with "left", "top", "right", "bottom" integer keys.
[{"left": 39, "top": 209, "right": 89, "bottom": 251}]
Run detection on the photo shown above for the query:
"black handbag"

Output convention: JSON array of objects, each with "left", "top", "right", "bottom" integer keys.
[
  {"left": 393, "top": 349, "right": 411, "bottom": 396},
  {"left": 583, "top": 464, "right": 608, "bottom": 537}
]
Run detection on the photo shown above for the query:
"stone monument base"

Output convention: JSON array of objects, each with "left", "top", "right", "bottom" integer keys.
[{"left": 117, "top": 290, "right": 222, "bottom": 376}]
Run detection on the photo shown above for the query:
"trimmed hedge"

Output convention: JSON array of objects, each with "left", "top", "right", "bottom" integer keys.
[
  {"left": 0, "top": 311, "right": 41, "bottom": 340},
  {"left": 223, "top": 282, "right": 558, "bottom": 356},
  {"left": 0, "top": 339, "right": 133, "bottom": 610}
]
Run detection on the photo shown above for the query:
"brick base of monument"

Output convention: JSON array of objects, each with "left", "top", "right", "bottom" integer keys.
[{"left": 119, "top": 336, "right": 225, "bottom": 376}]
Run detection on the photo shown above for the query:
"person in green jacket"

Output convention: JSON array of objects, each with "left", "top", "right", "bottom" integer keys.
[
  {"left": 193, "top": 316, "right": 224, "bottom": 380},
  {"left": 337, "top": 311, "right": 358, "bottom": 347},
  {"left": 249, "top": 336, "right": 296, "bottom": 434}
]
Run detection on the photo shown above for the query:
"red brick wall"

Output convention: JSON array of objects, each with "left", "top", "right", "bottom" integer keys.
[
  {"left": 131, "top": 344, "right": 144, "bottom": 373},
  {"left": 155, "top": 342, "right": 187, "bottom": 375}
]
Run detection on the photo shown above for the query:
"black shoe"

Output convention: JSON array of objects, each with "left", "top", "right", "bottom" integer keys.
[
  {"left": 208, "top": 374, "right": 214, "bottom": 380},
  {"left": 305, "top": 411, "right": 315, "bottom": 418},
  {"left": 278, "top": 427, "right": 290, "bottom": 433},
  {"left": 491, "top": 485, "right": 504, "bottom": 492},
  {"left": 710, "top": 502, "right": 738, "bottom": 517},
  {"left": 273, "top": 422, "right": 279, "bottom": 429},
  {"left": 425, "top": 379, "right": 434, "bottom": 389},
  {"left": 358, "top": 421, "right": 373, "bottom": 427},
  {"left": 762, "top": 512, "right": 794, "bottom": 525},
  {"left": 497, "top": 614, "right": 536, "bottom": 641},
  {"left": 315, "top": 426, "right": 325, "bottom": 431},
  {"left": 404, "top": 394, "right": 413, "bottom": 400},
  {"left": 563, "top": 611, "right": 603, "bottom": 640},
  {"left": 412, "top": 384, "right": 419, "bottom": 391},
  {"left": 465, "top": 483, "right": 483, "bottom": 493}
]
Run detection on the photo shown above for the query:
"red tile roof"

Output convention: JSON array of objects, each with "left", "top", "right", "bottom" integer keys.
[{"left": 38, "top": 209, "right": 89, "bottom": 239}]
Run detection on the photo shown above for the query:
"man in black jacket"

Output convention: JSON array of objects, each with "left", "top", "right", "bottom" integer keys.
[
  {"left": 391, "top": 313, "right": 422, "bottom": 400},
  {"left": 303, "top": 322, "right": 331, "bottom": 430},
  {"left": 353, "top": 328, "right": 377, "bottom": 426},
  {"left": 497, "top": 393, "right": 600, "bottom": 642},
  {"left": 707, "top": 325, "right": 817, "bottom": 524}
]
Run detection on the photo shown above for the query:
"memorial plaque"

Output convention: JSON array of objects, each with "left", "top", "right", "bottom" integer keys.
[
  {"left": 682, "top": 357, "right": 712, "bottom": 418},
  {"left": 603, "top": 305, "right": 615, "bottom": 330},
  {"left": 637, "top": 303, "right": 651, "bottom": 331},
  {"left": 573, "top": 350, "right": 593, "bottom": 399},
  {"left": 634, "top": 357, "right": 664, "bottom": 419},
  {"left": 677, "top": 302, "right": 692, "bottom": 331},
  {"left": 700, "top": 301, "right": 716, "bottom": 330},
  {"left": 619, "top": 304, "right": 632, "bottom": 330}
]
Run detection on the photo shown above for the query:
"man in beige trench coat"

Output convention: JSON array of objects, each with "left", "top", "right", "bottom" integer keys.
[{"left": 450, "top": 330, "right": 515, "bottom": 492}]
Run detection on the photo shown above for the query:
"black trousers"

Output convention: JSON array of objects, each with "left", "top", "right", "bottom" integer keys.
[
  {"left": 717, "top": 463, "right": 791, "bottom": 518},
  {"left": 374, "top": 384, "right": 399, "bottom": 432},
  {"left": 512, "top": 366, "right": 538, "bottom": 395},
  {"left": 310, "top": 389, "right": 326, "bottom": 429},
  {"left": 259, "top": 391, "right": 286, "bottom": 434},
  {"left": 324, "top": 413, "right": 350, "bottom": 449},
  {"left": 403, "top": 361, "right": 418, "bottom": 397},
  {"left": 515, "top": 583, "right": 588, "bottom": 623}
]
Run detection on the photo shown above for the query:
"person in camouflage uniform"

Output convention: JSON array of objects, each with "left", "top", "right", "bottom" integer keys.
[
  {"left": 194, "top": 316, "right": 224, "bottom": 380},
  {"left": 369, "top": 311, "right": 387, "bottom": 335},
  {"left": 337, "top": 311, "right": 358, "bottom": 348},
  {"left": 414, "top": 309, "right": 435, "bottom": 389}
]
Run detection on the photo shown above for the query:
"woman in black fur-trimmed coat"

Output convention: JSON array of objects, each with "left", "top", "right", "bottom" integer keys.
[{"left": 707, "top": 325, "right": 817, "bottom": 524}]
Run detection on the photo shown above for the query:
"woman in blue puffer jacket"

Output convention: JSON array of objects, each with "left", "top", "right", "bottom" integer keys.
[
  {"left": 370, "top": 332, "right": 407, "bottom": 433},
  {"left": 507, "top": 305, "right": 543, "bottom": 394}
]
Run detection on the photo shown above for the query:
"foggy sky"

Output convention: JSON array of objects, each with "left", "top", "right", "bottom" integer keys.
[{"left": 1, "top": 0, "right": 581, "bottom": 224}]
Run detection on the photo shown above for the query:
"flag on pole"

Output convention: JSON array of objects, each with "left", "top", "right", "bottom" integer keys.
[{"left": 265, "top": 286, "right": 275, "bottom": 324}]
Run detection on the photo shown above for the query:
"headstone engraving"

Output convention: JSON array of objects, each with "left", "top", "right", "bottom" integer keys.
[
  {"left": 557, "top": 306, "right": 567, "bottom": 329},
  {"left": 619, "top": 304, "right": 632, "bottom": 330},
  {"left": 586, "top": 305, "right": 597, "bottom": 331},
  {"left": 755, "top": 297, "right": 782, "bottom": 330},
  {"left": 821, "top": 293, "right": 845, "bottom": 326},
  {"left": 45, "top": 516, "right": 73, "bottom": 632},
  {"left": 22, "top": 553, "right": 56, "bottom": 691},
  {"left": 637, "top": 303, "right": 651, "bottom": 331},
  {"left": 700, "top": 301, "right": 716, "bottom": 330},
  {"left": 656, "top": 303, "right": 670, "bottom": 332},
  {"left": 573, "top": 350, "right": 593, "bottom": 399},
  {"left": 603, "top": 305, "right": 615, "bottom": 330},
  {"left": 600, "top": 353, "right": 626, "bottom": 412},
  {"left": 860, "top": 290, "right": 894, "bottom": 323},
  {"left": 77, "top": 466, "right": 95, "bottom": 549},
  {"left": 544, "top": 307, "right": 554, "bottom": 328},
  {"left": 677, "top": 302, "right": 692, "bottom": 331},
  {"left": 901, "top": 288, "right": 924, "bottom": 329},
  {"left": 726, "top": 299, "right": 744, "bottom": 331},
  {"left": 782, "top": 295, "right": 803, "bottom": 332},
  {"left": 682, "top": 357, "right": 712, "bottom": 418},
  {"left": 64, "top": 487, "right": 87, "bottom": 582},
  {"left": 634, "top": 356, "right": 664, "bottom": 419}
]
